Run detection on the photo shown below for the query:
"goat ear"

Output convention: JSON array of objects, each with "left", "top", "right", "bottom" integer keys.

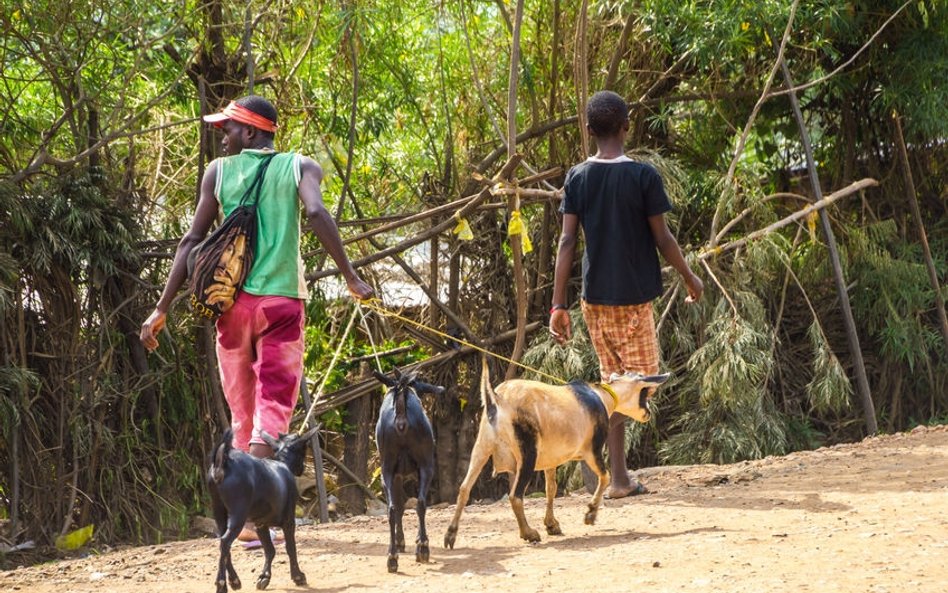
[
  {"left": 640, "top": 372, "right": 671, "bottom": 386},
  {"left": 412, "top": 380, "right": 445, "bottom": 397},
  {"left": 260, "top": 431, "right": 279, "bottom": 449},
  {"left": 373, "top": 370, "right": 395, "bottom": 387},
  {"left": 297, "top": 425, "right": 320, "bottom": 443}
]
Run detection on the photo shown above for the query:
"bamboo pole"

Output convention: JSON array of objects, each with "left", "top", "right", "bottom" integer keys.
[
  {"left": 892, "top": 112, "right": 948, "bottom": 348},
  {"left": 777, "top": 55, "right": 877, "bottom": 435},
  {"left": 505, "top": 0, "right": 528, "bottom": 380},
  {"left": 574, "top": 0, "right": 590, "bottom": 158}
]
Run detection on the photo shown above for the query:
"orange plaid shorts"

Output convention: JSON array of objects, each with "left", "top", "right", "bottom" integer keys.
[{"left": 581, "top": 300, "right": 660, "bottom": 381}]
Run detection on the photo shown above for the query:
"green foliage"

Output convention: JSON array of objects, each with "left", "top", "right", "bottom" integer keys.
[
  {"left": 846, "top": 220, "right": 940, "bottom": 370},
  {"left": 661, "top": 293, "right": 787, "bottom": 464},
  {"left": 520, "top": 309, "right": 600, "bottom": 383},
  {"left": 806, "top": 322, "right": 853, "bottom": 415}
]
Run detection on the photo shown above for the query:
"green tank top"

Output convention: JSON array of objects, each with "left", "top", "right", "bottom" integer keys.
[{"left": 215, "top": 149, "right": 307, "bottom": 299}]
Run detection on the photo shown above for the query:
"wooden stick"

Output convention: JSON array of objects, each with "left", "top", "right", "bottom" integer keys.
[
  {"left": 892, "top": 112, "right": 948, "bottom": 348},
  {"left": 320, "top": 449, "right": 382, "bottom": 502},
  {"left": 701, "top": 178, "right": 877, "bottom": 259},
  {"left": 307, "top": 155, "right": 523, "bottom": 281},
  {"left": 308, "top": 321, "right": 541, "bottom": 417}
]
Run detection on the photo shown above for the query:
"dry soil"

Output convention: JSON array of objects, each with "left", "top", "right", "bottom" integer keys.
[{"left": 2, "top": 425, "right": 947, "bottom": 593}]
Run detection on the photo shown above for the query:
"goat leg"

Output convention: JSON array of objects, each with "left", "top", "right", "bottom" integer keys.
[
  {"left": 255, "top": 526, "right": 276, "bottom": 590},
  {"left": 382, "top": 470, "right": 401, "bottom": 573},
  {"left": 393, "top": 476, "right": 406, "bottom": 553},
  {"left": 510, "top": 466, "right": 541, "bottom": 543},
  {"left": 283, "top": 519, "right": 307, "bottom": 586},
  {"left": 212, "top": 501, "right": 243, "bottom": 591},
  {"left": 415, "top": 464, "right": 433, "bottom": 563},
  {"left": 444, "top": 438, "right": 493, "bottom": 549},
  {"left": 583, "top": 450, "right": 609, "bottom": 525},
  {"left": 216, "top": 518, "right": 243, "bottom": 593},
  {"left": 511, "top": 427, "right": 541, "bottom": 543},
  {"left": 543, "top": 469, "right": 563, "bottom": 535}
]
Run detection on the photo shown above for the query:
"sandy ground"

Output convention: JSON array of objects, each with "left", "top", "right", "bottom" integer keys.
[{"left": 2, "top": 424, "right": 947, "bottom": 593}]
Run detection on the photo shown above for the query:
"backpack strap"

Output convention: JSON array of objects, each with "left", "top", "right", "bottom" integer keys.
[{"left": 238, "top": 153, "right": 277, "bottom": 207}]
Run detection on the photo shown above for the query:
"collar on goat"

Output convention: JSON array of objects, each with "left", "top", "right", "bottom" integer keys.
[{"left": 597, "top": 382, "right": 620, "bottom": 407}]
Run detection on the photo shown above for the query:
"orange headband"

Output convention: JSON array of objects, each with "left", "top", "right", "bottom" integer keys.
[{"left": 203, "top": 101, "right": 278, "bottom": 133}]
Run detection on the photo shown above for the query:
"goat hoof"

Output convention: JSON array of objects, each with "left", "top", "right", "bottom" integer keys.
[
  {"left": 387, "top": 555, "right": 398, "bottom": 573},
  {"left": 292, "top": 572, "right": 307, "bottom": 586},
  {"left": 522, "top": 528, "right": 541, "bottom": 543},
  {"left": 546, "top": 523, "right": 562, "bottom": 535},
  {"left": 584, "top": 510, "right": 598, "bottom": 525},
  {"left": 443, "top": 527, "right": 456, "bottom": 549},
  {"left": 255, "top": 575, "right": 270, "bottom": 590},
  {"left": 416, "top": 544, "right": 430, "bottom": 563}
]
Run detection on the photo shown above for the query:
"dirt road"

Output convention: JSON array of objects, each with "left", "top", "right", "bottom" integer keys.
[{"left": 3, "top": 425, "right": 947, "bottom": 593}]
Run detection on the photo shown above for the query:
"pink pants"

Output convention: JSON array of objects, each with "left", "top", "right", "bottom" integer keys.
[{"left": 215, "top": 292, "right": 305, "bottom": 451}]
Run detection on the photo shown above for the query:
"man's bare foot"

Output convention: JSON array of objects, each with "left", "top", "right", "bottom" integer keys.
[{"left": 603, "top": 479, "right": 648, "bottom": 499}]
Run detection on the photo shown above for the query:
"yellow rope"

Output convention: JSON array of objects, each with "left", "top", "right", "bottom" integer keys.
[{"left": 360, "top": 298, "right": 567, "bottom": 385}]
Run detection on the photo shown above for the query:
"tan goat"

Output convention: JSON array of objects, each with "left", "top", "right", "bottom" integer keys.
[{"left": 444, "top": 362, "right": 669, "bottom": 548}]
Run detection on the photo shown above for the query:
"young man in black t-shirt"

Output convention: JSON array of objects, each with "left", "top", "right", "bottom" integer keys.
[{"left": 550, "top": 90, "right": 703, "bottom": 498}]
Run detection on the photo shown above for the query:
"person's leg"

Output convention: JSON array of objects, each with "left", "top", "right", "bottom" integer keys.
[
  {"left": 619, "top": 302, "right": 660, "bottom": 378},
  {"left": 581, "top": 302, "right": 630, "bottom": 494},
  {"left": 216, "top": 292, "right": 258, "bottom": 453},
  {"left": 249, "top": 296, "right": 305, "bottom": 452},
  {"left": 603, "top": 412, "right": 642, "bottom": 497},
  {"left": 605, "top": 301, "right": 659, "bottom": 498},
  {"left": 216, "top": 292, "right": 265, "bottom": 542},
  {"left": 244, "top": 296, "right": 303, "bottom": 547}
]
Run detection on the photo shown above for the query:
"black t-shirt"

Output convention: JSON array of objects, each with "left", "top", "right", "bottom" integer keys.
[{"left": 561, "top": 156, "right": 671, "bottom": 305}]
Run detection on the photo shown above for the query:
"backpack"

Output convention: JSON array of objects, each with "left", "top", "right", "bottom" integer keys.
[{"left": 187, "top": 153, "right": 276, "bottom": 319}]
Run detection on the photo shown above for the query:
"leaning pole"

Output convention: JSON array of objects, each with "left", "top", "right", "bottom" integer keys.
[{"left": 777, "top": 55, "right": 878, "bottom": 435}]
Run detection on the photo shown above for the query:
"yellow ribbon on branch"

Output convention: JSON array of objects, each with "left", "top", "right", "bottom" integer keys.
[
  {"left": 453, "top": 212, "right": 473, "bottom": 241},
  {"left": 508, "top": 210, "right": 533, "bottom": 254},
  {"left": 806, "top": 210, "right": 819, "bottom": 243}
]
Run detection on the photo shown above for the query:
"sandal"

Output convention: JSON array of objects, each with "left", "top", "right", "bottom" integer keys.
[{"left": 241, "top": 528, "right": 285, "bottom": 549}]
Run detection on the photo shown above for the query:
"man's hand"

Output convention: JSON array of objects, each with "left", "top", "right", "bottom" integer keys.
[
  {"left": 346, "top": 275, "right": 375, "bottom": 301},
  {"left": 140, "top": 309, "right": 167, "bottom": 351},
  {"left": 684, "top": 273, "right": 704, "bottom": 304},
  {"left": 549, "top": 308, "right": 572, "bottom": 345}
]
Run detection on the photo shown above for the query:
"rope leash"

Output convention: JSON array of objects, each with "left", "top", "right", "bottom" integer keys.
[
  {"left": 357, "top": 303, "right": 384, "bottom": 374},
  {"left": 359, "top": 298, "right": 567, "bottom": 385}
]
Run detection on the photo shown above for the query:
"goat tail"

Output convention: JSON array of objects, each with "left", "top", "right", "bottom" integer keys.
[
  {"left": 480, "top": 354, "right": 498, "bottom": 424},
  {"left": 210, "top": 428, "right": 234, "bottom": 484}
]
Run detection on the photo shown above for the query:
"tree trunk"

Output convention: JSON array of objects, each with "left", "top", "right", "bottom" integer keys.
[{"left": 339, "top": 365, "right": 371, "bottom": 515}]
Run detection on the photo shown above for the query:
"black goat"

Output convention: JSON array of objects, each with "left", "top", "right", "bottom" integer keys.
[
  {"left": 207, "top": 426, "right": 317, "bottom": 592},
  {"left": 373, "top": 368, "right": 444, "bottom": 573}
]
